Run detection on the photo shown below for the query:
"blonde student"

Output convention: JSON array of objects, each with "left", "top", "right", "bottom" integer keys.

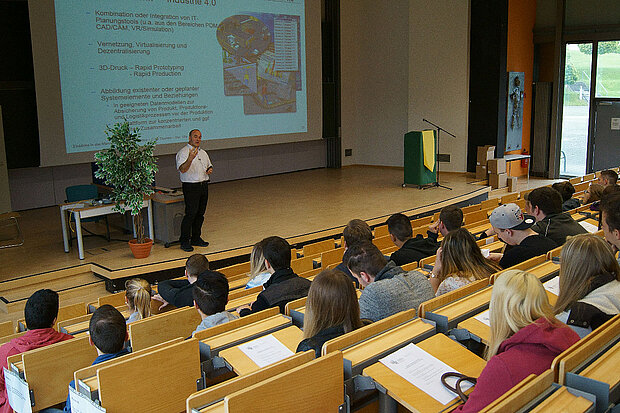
[
  {"left": 296, "top": 269, "right": 363, "bottom": 357},
  {"left": 125, "top": 278, "right": 152, "bottom": 323},
  {"left": 555, "top": 234, "right": 620, "bottom": 338},
  {"left": 453, "top": 270, "right": 579, "bottom": 412},
  {"left": 245, "top": 240, "right": 271, "bottom": 289}
]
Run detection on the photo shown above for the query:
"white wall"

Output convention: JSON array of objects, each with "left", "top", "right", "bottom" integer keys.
[
  {"left": 340, "top": 0, "right": 410, "bottom": 166},
  {"left": 408, "top": 0, "right": 470, "bottom": 172},
  {"left": 341, "top": 0, "right": 470, "bottom": 172}
]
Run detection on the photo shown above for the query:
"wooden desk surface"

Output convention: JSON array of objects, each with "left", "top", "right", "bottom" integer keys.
[
  {"left": 202, "top": 315, "right": 291, "bottom": 352},
  {"left": 363, "top": 334, "right": 486, "bottom": 413},
  {"left": 218, "top": 326, "right": 304, "bottom": 376},
  {"left": 529, "top": 386, "right": 593, "bottom": 412},
  {"left": 226, "top": 291, "right": 260, "bottom": 310},
  {"left": 343, "top": 319, "right": 435, "bottom": 368},
  {"left": 579, "top": 339, "right": 620, "bottom": 386}
]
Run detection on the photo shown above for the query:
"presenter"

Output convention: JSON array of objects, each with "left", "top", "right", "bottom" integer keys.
[{"left": 176, "top": 128, "right": 213, "bottom": 252}]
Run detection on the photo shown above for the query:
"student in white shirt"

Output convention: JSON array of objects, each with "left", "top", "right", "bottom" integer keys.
[{"left": 176, "top": 128, "right": 213, "bottom": 252}]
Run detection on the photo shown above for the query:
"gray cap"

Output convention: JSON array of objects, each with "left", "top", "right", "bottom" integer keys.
[{"left": 489, "top": 203, "right": 535, "bottom": 230}]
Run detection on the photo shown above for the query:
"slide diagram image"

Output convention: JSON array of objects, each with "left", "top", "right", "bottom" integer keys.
[{"left": 217, "top": 13, "right": 301, "bottom": 115}]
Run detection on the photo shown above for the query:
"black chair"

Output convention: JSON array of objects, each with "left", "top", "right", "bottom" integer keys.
[{"left": 65, "top": 184, "right": 110, "bottom": 243}]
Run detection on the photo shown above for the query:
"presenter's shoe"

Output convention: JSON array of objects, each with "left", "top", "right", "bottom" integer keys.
[
  {"left": 181, "top": 243, "right": 194, "bottom": 252},
  {"left": 191, "top": 238, "right": 210, "bottom": 247}
]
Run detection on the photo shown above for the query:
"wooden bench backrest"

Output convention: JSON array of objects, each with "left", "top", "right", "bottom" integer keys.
[
  {"left": 302, "top": 239, "right": 335, "bottom": 258},
  {"left": 553, "top": 314, "right": 620, "bottom": 384},
  {"left": 401, "top": 261, "right": 419, "bottom": 272},
  {"left": 291, "top": 256, "right": 315, "bottom": 274},
  {"left": 547, "top": 245, "right": 562, "bottom": 260},
  {"left": 481, "top": 371, "right": 553, "bottom": 413},
  {"left": 320, "top": 247, "right": 345, "bottom": 268},
  {"left": 574, "top": 181, "right": 589, "bottom": 192},
  {"left": 480, "top": 198, "right": 500, "bottom": 210},
  {"left": 129, "top": 306, "right": 201, "bottom": 351},
  {"left": 569, "top": 176, "right": 582, "bottom": 184},
  {"left": 583, "top": 173, "right": 596, "bottom": 181},
  {"left": 98, "top": 338, "right": 201, "bottom": 412},
  {"left": 186, "top": 351, "right": 315, "bottom": 412},
  {"left": 219, "top": 261, "right": 251, "bottom": 278},
  {"left": 0, "top": 320, "right": 14, "bottom": 337},
  {"left": 75, "top": 337, "right": 184, "bottom": 384},
  {"left": 97, "top": 291, "right": 126, "bottom": 308},
  {"left": 299, "top": 267, "right": 322, "bottom": 280},
  {"left": 418, "top": 279, "right": 489, "bottom": 318},
  {"left": 223, "top": 352, "right": 343, "bottom": 412},
  {"left": 514, "top": 198, "right": 527, "bottom": 210},
  {"left": 284, "top": 296, "right": 307, "bottom": 316},
  {"left": 490, "top": 254, "right": 547, "bottom": 283},
  {"left": 461, "top": 204, "right": 481, "bottom": 215},
  {"left": 374, "top": 225, "right": 389, "bottom": 238},
  {"left": 323, "top": 309, "right": 416, "bottom": 355},
  {"left": 419, "top": 255, "right": 436, "bottom": 268},
  {"left": 372, "top": 235, "right": 393, "bottom": 251},
  {"left": 411, "top": 216, "right": 433, "bottom": 228},
  {"left": 463, "top": 209, "right": 488, "bottom": 226},
  {"left": 193, "top": 308, "right": 279, "bottom": 341},
  {"left": 228, "top": 285, "right": 261, "bottom": 301},
  {"left": 13, "top": 336, "right": 97, "bottom": 410},
  {"left": 501, "top": 193, "right": 519, "bottom": 204}
]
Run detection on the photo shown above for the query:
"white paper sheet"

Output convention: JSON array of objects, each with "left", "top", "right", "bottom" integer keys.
[
  {"left": 379, "top": 343, "right": 473, "bottom": 405},
  {"left": 543, "top": 276, "right": 560, "bottom": 296},
  {"left": 237, "top": 334, "right": 294, "bottom": 368},
  {"left": 3, "top": 367, "right": 32, "bottom": 413},
  {"left": 480, "top": 248, "right": 490, "bottom": 258},
  {"left": 579, "top": 221, "right": 599, "bottom": 233},
  {"left": 69, "top": 387, "right": 106, "bottom": 413},
  {"left": 474, "top": 310, "right": 491, "bottom": 326}
]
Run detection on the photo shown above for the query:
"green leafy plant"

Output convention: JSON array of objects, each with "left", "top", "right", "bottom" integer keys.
[{"left": 94, "top": 121, "right": 158, "bottom": 244}]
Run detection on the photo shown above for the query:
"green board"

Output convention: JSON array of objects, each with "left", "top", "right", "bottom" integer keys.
[{"left": 404, "top": 130, "right": 436, "bottom": 186}]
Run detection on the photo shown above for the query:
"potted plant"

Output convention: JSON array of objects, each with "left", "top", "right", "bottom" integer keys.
[{"left": 94, "top": 121, "right": 158, "bottom": 258}]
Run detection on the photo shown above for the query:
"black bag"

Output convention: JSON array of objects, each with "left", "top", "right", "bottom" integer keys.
[{"left": 441, "top": 372, "right": 478, "bottom": 403}]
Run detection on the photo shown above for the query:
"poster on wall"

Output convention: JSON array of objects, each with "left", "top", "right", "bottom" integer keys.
[{"left": 506, "top": 71, "right": 524, "bottom": 152}]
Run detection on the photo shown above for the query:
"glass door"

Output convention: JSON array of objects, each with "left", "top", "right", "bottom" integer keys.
[{"left": 559, "top": 43, "right": 592, "bottom": 176}]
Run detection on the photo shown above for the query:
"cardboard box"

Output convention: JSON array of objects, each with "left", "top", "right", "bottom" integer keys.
[
  {"left": 488, "top": 158, "right": 507, "bottom": 174},
  {"left": 507, "top": 176, "right": 518, "bottom": 192},
  {"left": 476, "top": 145, "right": 495, "bottom": 165},
  {"left": 489, "top": 172, "right": 507, "bottom": 189},
  {"left": 476, "top": 165, "right": 488, "bottom": 180}
]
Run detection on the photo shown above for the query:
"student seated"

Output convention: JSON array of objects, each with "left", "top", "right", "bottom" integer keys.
[
  {"left": 552, "top": 181, "right": 580, "bottom": 211},
  {"left": 345, "top": 242, "right": 434, "bottom": 322},
  {"left": 237, "top": 236, "right": 311, "bottom": 316},
  {"left": 125, "top": 278, "right": 152, "bottom": 323},
  {"left": 598, "top": 169, "right": 618, "bottom": 188},
  {"left": 583, "top": 182, "right": 604, "bottom": 204},
  {"left": 153, "top": 254, "right": 209, "bottom": 309},
  {"left": 554, "top": 234, "right": 620, "bottom": 338},
  {"left": 429, "top": 228, "right": 500, "bottom": 296},
  {"left": 64, "top": 305, "right": 130, "bottom": 412},
  {"left": 334, "top": 219, "right": 374, "bottom": 287},
  {"left": 192, "top": 271, "right": 238, "bottom": 335},
  {"left": 600, "top": 192, "right": 620, "bottom": 264},
  {"left": 245, "top": 240, "right": 271, "bottom": 289},
  {"left": 453, "top": 270, "right": 579, "bottom": 412},
  {"left": 525, "top": 187, "right": 587, "bottom": 245},
  {"left": 0, "top": 290, "right": 72, "bottom": 413},
  {"left": 388, "top": 207, "right": 463, "bottom": 266},
  {"left": 296, "top": 269, "right": 363, "bottom": 357},
  {"left": 487, "top": 203, "right": 557, "bottom": 269}
]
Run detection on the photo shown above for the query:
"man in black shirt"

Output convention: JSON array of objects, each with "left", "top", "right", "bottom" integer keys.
[
  {"left": 487, "top": 203, "right": 557, "bottom": 269},
  {"left": 152, "top": 254, "right": 209, "bottom": 309},
  {"left": 387, "top": 206, "right": 463, "bottom": 266}
]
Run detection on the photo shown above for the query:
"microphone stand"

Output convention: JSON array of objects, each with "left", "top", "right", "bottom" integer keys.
[{"left": 422, "top": 118, "right": 456, "bottom": 190}]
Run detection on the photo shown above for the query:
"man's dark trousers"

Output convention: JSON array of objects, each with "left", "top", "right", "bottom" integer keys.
[{"left": 180, "top": 181, "right": 208, "bottom": 244}]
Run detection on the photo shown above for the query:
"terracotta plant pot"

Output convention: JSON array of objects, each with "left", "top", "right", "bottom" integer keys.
[{"left": 128, "top": 238, "right": 153, "bottom": 259}]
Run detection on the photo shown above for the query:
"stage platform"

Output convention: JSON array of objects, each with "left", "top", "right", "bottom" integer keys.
[{"left": 0, "top": 166, "right": 557, "bottom": 300}]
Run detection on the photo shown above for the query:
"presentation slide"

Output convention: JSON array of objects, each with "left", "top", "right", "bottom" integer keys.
[{"left": 53, "top": 0, "right": 307, "bottom": 154}]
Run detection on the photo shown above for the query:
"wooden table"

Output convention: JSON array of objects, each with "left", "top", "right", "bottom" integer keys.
[
  {"left": 529, "top": 386, "right": 593, "bottom": 412},
  {"left": 218, "top": 325, "right": 304, "bottom": 375},
  {"left": 363, "top": 334, "right": 486, "bottom": 413}
]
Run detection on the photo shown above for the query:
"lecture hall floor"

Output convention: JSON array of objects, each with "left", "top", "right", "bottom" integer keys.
[{"left": 0, "top": 166, "right": 558, "bottom": 282}]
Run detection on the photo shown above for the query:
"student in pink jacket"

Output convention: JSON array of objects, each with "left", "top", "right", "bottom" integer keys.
[{"left": 454, "top": 270, "right": 580, "bottom": 413}]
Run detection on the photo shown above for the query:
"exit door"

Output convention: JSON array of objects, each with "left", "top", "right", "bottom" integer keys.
[{"left": 592, "top": 100, "right": 620, "bottom": 171}]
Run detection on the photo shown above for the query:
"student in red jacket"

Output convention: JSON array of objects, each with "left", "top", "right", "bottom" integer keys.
[
  {"left": 0, "top": 290, "right": 72, "bottom": 413},
  {"left": 454, "top": 270, "right": 580, "bottom": 412}
]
